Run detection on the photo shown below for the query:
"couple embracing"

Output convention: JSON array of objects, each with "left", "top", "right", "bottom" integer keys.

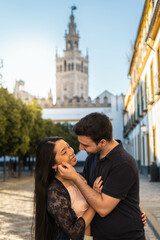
[{"left": 34, "top": 112, "right": 146, "bottom": 240}]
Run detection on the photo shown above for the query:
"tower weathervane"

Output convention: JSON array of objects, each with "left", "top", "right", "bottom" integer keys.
[{"left": 71, "top": 5, "right": 77, "bottom": 15}]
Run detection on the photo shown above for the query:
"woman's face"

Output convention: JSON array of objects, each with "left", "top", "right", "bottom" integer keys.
[{"left": 53, "top": 139, "right": 77, "bottom": 168}]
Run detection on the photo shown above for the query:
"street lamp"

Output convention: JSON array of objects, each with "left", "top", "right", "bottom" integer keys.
[{"left": 141, "top": 123, "right": 147, "bottom": 133}]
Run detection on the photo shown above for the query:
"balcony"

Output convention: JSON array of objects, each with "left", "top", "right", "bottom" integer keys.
[
  {"left": 141, "top": 96, "right": 148, "bottom": 113},
  {"left": 138, "top": 103, "right": 143, "bottom": 118},
  {"left": 146, "top": 87, "right": 154, "bottom": 105}
]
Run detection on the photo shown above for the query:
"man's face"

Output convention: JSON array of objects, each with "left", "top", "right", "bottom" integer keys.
[{"left": 78, "top": 136, "right": 102, "bottom": 155}]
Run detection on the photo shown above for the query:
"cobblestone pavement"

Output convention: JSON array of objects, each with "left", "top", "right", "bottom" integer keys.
[
  {"left": 0, "top": 174, "right": 160, "bottom": 240},
  {"left": 140, "top": 174, "right": 160, "bottom": 240},
  {"left": 0, "top": 177, "right": 34, "bottom": 240}
]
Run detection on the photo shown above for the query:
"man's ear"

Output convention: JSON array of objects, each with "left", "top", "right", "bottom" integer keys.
[{"left": 99, "top": 139, "right": 107, "bottom": 146}]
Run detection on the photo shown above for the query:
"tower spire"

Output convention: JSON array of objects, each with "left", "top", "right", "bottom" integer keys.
[{"left": 65, "top": 5, "right": 79, "bottom": 51}]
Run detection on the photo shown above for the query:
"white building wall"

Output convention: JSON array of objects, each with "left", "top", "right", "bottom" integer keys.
[
  {"left": 124, "top": 1, "right": 160, "bottom": 179},
  {"left": 42, "top": 101, "right": 124, "bottom": 142}
]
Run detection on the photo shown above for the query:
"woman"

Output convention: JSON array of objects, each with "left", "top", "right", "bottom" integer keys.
[
  {"left": 34, "top": 137, "right": 99, "bottom": 240},
  {"left": 34, "top": 137, "right": 146, "bottom": 240}
]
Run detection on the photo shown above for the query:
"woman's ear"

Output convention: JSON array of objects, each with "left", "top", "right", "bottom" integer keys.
[{"left": 52, "top": 164, "right": 58, "bottom": 170}]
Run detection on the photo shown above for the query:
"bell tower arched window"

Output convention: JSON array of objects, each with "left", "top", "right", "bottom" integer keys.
[
  {"left": 64, "top": 61, "right": 67, "bottom": 71},
  {"left": 81, "top": 61, "right": 83, "bottom": 72}
]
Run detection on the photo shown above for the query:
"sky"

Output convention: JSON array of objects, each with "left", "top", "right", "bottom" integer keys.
[{"left": 0, "top": 0, "right": 145, "bottom": 102}]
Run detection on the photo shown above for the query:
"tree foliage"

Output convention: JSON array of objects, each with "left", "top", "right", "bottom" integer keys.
[{"left": 0, "top": 88, "right": 79, "bottom": 159}]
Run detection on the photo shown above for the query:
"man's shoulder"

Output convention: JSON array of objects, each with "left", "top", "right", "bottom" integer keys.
[
  {"left": 84, "top": 154, "right": 98, "bottom": 170},
  {"left": 86, "top": 154, "right": 98, "bottom": 163}
]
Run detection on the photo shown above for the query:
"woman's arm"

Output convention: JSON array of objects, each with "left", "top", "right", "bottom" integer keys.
[
  {"left": 81, "top": 176, "right": 104, "bottom": 228},
  {"left": 47, "top": 185, "right": 85, "bottom": 240},
  {"left": 81, "top": 206, "right": 95, "bottom": 229}
]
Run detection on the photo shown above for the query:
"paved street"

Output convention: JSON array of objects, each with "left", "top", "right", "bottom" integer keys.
[
  {"left": 0, "top": 177, "right": 34, "bottom": 240},
  {"left": 140, "top": 175, "right": 160, "bottom": 240},
  {"left": 0, "top": 174, "right": 160, "bottom": 240}
]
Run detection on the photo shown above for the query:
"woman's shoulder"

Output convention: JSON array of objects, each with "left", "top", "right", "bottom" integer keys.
[
  {"left": 48, "top": 177, "right": 64, "bottom": 191},
  {"left": 47, "top": 178, "right": 71, "bottom": 209},
  {"left": 48, "top": 178, "right": 70, "bottom": 199}
]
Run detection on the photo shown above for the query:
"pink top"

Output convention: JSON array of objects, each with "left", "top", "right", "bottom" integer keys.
[{"left": 67, "top": 184, "right": 89, "bottom": 218}]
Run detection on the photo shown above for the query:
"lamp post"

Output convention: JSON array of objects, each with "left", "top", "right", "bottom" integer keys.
[{"left": 141, "top": 123, "right": 147, "bottom": 133}]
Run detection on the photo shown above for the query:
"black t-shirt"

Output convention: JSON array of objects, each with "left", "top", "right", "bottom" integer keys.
[{"left": 83, "top": 140, "right": 145, "bottom": 240}]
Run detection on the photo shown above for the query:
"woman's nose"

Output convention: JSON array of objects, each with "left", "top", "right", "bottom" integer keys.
[{"left": 69, "top": 147, "right": 74, "bottom": 154}]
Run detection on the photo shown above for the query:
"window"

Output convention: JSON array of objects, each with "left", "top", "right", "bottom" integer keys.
[
  {"left": 150, "top": 62, "right": 154, "bottom": 102},
  {"left": 64, "top": 61, "right": 66, "bottom": 72},
  {"left": 142, "top": 135, "right": 145, "bottom": 165},
  {"left": 157, "top": 45, "right": 160, "bottom": 88},
  {"left": 72, "top": 63, "right": 74, "bottom": 70},
  {"left": 84, "top": 66, "right": 88, "bottom": 74},
  {"left": 74, "top": 41, "right": 77, "bottom": 48},
  {"left": 81, "top": 61, "right": 83, "bottom": 72},
  {"left": 147, "top": 131, "right": 150, "bottom": 166},
  {"left": 140, "top": 83, "right": 143, "bottom": 112},
  {"left": 76, "top": 63, "right": 80, "bottom": 71},
  {"left": 152, "top": 127, "right": 157, "bottom": 163},
  {"left": 145, "top": 75, "right": 148, "bottom": 107},
  {"left": 68, "top": 63, "right": 70, "bottom": 71},
  {"left": 138, "top": 134, "right": 140, "bottom": 161}
]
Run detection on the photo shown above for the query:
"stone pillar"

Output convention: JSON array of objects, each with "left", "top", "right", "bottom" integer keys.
[
  {"left": 103, "top": 96, "right": 108, "bottom": 106},
  {"left": 95, "top": 97, "right": 100, "bottom": 107},
  {"left": 80, "top": 97, "right": 84, "bottom": 106},
  {"left": 64, "top": 97, "right": 69, "bottom": 107},
  {"left": 56, "top": 97, "right": 61, "bottom": 107},
  {"left": 72, "top": 97, "right": 77, "bottom": 107},
  {"left": 87, "top": 97, "right": 92, "bottom": 107}
]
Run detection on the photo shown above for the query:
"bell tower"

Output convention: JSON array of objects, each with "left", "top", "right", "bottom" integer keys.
[{"left": 56, "top": 6, "right": 89, "bottom": 103}]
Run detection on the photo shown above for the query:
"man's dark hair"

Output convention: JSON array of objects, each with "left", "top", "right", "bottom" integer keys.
[{"left": 73, "top": 112, "right": 113, "bottom": 144}]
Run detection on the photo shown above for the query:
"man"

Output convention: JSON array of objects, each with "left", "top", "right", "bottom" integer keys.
[{"left": 58, "top": 112, "right": 146, "bottom": 240}]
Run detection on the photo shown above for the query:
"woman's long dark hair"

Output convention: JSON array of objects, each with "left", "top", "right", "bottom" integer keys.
[{"left": 34, "top": 137, "right": 63, "bottom": 240}]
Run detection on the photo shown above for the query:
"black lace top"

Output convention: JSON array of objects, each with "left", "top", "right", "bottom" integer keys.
[{"left": 47, "top": 178, "right": 85, "bottom": 240}]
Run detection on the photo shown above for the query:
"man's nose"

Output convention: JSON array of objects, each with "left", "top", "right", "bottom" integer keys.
[{"left": 79, "top": 144, "right": 84, "bottom": 150}]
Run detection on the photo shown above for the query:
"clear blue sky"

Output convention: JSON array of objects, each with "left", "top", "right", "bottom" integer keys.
[{"left": 0, "top": 0, "right": 145, "bottom": 101}]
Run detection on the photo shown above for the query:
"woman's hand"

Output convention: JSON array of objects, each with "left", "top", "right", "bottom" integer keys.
[
  {"left": 141, "top": 210, "right": 147, "bottom": 226},
  {"left": 93, "top": 176, "right": 103, "bottom": 194}
]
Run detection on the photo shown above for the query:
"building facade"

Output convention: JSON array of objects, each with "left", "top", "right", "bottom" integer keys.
[{"left": 123, "top": 0, "right": 160, "bottom": 180}]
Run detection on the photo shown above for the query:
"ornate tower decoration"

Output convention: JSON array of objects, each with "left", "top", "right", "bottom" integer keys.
[{"left": 56, "top": 6, "right": 89, "bottom": 103}]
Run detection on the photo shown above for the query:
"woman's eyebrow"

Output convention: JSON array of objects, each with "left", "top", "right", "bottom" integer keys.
[{"left": 60, "top": 147, "right": 66, "bottom": 153}]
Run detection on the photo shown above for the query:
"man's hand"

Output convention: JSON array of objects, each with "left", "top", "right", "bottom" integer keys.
[{"left": 58, "top": 162, "right": 78, "bottom": 181}]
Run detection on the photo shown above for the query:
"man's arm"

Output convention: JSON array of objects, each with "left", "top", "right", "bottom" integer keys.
[{"left": 58, "top": 162, "right": 120, "bottom": 217}]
